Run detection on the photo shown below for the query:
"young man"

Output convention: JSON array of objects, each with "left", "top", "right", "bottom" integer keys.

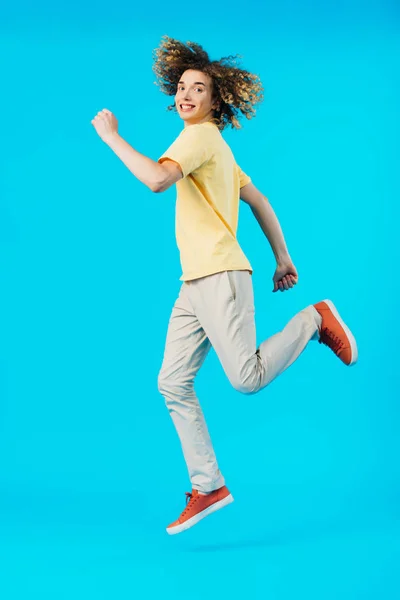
[{"left": 91, "top": 38, "right": 358, "bottom": 536}]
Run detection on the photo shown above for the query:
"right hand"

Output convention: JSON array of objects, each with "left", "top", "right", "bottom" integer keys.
[
  {"left": 91, "top": 108, "right": 119, "bottom": 143},
  {"left": 272, "top": 260, "right": 298, "bottom": 292}
]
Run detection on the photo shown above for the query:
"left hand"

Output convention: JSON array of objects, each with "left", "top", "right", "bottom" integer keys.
[
  {"left": 91, "top": 108, "right": 118, "bottom": 142},
  {"left": 272, "top": 260, "right": 298, "bottom": 292}
]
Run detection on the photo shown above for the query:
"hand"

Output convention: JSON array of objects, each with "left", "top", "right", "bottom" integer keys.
[
  {"left": 91, "top": 108, "right": 118, "bottom": 143},
  {"left": 272, "top": 260, "right": 298, "bottom": 292}
]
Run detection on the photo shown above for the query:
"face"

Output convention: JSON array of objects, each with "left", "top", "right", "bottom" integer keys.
[{"left": 175, "top": 69, "right": 219, "bottom": 127}]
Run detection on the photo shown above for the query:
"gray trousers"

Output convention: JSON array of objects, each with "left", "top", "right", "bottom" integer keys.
[{"left": 158, "top": 270, "right": 322, "bottom": 493}]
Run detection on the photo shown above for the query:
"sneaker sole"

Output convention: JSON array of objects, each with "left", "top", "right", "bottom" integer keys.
[
  {"left": 322, "top": 299, "right": 358, "bottom": 366},
  {"left": 166, "top": 493, "right": 234, "bottom": 535}
]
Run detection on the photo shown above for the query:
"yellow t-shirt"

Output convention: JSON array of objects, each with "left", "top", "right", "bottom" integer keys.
[{"left": 158, "top": 121, "right": 253, "bottom": 282}]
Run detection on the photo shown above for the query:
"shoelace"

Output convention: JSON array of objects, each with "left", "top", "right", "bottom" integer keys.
[
  {"left": 319, "top": 327, "right": 344, "bottom": 354},
  {"left": 182, "top": 492, "right": 199, "bottom": 515}
]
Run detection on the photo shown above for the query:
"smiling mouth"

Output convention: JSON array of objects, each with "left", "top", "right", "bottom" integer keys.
[{"left": 180, "top": 104, "right": 195, "bottom": 111}]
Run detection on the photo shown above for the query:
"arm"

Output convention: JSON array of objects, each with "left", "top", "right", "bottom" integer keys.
[
  {"left": 241, "top": 182, "right": 298, "bottom": 292},
  {"left": 91, "top": 109, "right": 183, "bottom": 192},
  {"left": 106, "top": 134, "right": 182, "bottom": 192},
  {"left": 240, "top": 182, "right": 291, "bottom": 263}
]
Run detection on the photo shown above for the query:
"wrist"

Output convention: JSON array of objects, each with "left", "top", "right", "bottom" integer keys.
[
  {"left": 276, "top": 252, "right": 291, "bottom": 265},
  {"left": 103, "top": 131, "right": 121, "bottom": 146}
]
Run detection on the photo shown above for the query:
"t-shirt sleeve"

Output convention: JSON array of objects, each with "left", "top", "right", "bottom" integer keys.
[
  {"left": 237, "top": 164, "right": 251, "bottom": 188},
  {"left": 158, "top": 126, "right": 213, "bottom": 178}
]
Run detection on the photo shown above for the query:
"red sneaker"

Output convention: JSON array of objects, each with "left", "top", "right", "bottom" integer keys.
[
  {"left": 314, "top": 299, "right": 358, "bottom": 366},
  {"left": 166, "top": 486, "right": 234, "bottom": 535}
]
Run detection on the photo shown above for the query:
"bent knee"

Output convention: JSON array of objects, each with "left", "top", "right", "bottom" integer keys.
[
  {"left": 231, "top": 376, "right": 260, "bottom": 395},
  {"left": 157, "top": 372, "right": 194, "bottom": 399},
  {"left": 157, "top": 373, "right": 175, "bottom": 397},
  {"left": 157, "top": 372, "right": 167, "bottom": 395}
]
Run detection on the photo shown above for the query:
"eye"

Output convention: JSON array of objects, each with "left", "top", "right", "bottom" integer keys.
[{"left": 177, "top": 85, "right": 203, "bottom": 92}]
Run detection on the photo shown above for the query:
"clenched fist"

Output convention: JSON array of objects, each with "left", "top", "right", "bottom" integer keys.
[
  {"left": 272, "top": 260, "right": 298, "bottom": 292},
  {"left": 91, "top": 108, "right": 118, "bottom": 143}
]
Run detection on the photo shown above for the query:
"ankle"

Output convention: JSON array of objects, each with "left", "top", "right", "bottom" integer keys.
[{"left": 311, "top": 306, "right": 323, "bottom": 329}]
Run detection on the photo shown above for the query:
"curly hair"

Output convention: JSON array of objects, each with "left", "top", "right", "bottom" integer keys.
[{"left": 152, "top": 35, "right": 264, "bottom": 132}]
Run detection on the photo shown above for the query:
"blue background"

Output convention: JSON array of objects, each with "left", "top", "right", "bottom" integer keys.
[{"left": 1, "top": 1, "right": 399, "bottom": 598}]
